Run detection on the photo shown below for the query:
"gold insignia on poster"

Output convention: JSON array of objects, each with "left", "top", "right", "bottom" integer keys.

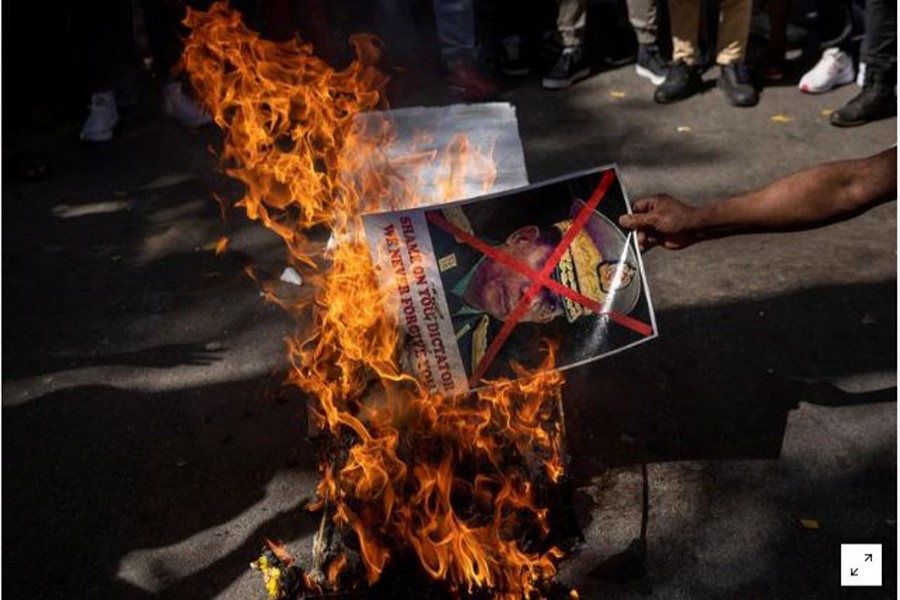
[
  {"left": 439, "top": 253, "right": 458, "bottom": 272},
  {"left": 471, "top": 315, "right": 489, "bottom": 371}
]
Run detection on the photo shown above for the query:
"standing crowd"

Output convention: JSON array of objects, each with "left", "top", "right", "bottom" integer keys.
[
  {"left": 75, "top": 0, "right": 896, "bottom": 144},
  {"left": 438, "top": 0, "right": 896, "bottom": 127}
]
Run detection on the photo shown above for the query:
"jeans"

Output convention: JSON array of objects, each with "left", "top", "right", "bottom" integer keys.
[{"left": 433, "top": 0, "right": 478, "bottom": 65}]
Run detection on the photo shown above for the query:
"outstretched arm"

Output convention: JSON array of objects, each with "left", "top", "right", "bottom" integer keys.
[{"left": 619, "top": 147, "right": 897, "bottom": 250}]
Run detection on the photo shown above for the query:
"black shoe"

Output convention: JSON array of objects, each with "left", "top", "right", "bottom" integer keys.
[
  {"left": 635, "top": 44, "right": 669, "bottom": 85},
  {"left": 499, "top": 35, "right": 530, "bottom": 77},
  {"left": 830, "top": 70, "right": 897, "bottom": 127},
  {"left": 542, "top": 46, "right": 590, "bottom": 90},
  {"left": 654, "top": 61, "right": 702, "bottom": 103},
  {"left": 717, "top": 62, "right": 758, "bottom": 107}
]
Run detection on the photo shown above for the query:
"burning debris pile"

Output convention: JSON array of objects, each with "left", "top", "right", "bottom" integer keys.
[{"left": 183, "top": 4, "right": 579, "bottom": 598}]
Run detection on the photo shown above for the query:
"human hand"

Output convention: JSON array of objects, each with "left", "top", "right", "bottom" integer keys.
[{"left": 618, "top": 194, "right": 701, "bottom": 251}]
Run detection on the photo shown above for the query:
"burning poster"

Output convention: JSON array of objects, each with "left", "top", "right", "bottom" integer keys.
[
  {"left": 362, "top": 165, "right": 657, "bottom": 395},
  {"left": 350, "top": 102, "right": 529, "bottom": 208}
]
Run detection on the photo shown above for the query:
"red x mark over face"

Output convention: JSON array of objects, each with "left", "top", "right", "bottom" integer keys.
[{"left": 425, "top": 169, "right": 653, "bottom": 387}]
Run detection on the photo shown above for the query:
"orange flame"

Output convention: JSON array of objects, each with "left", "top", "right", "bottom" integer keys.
[
  {"left": 265, "top": 538, "right": 295, "bottom": 566},
  {"left": 326, "top": 553, "right": 348, "bottom": 586},
  {"left": 215, "top": 235, "right": 229, "bottom": 255},
  {"left": 184, "top": 3, "right": 568, "bottom": 597}
]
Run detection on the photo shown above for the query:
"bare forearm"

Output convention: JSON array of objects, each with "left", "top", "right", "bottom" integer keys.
[{"left": 691, "top": 147, "right": 897, "bottom": 240}]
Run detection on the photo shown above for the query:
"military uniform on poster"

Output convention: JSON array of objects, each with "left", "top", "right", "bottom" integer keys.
[{"left": 363, "top": 165, "right": 659, "bottom": 395}]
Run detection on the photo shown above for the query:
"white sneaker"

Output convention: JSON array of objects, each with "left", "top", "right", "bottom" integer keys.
[
  {"left": 798, "top": 48, "right": 855, "bottom": 94},
  {"left": 856, "top": 62, "right": 866, "bottom": 87},
  {"left": 80, "top": 91, "right": 119, "bottom": 142},
  {"left": 162, "top": 82, "right": 212, "bottom": 128}
]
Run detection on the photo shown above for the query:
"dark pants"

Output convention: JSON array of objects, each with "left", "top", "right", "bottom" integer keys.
[
  {"left": 816, "top": 0, "right": 853, "bottom": 52},
  {"left": 77, "top": 0, "right": 135, "bottom": 89},
  {"left": 79, "top": 0, "right": 212, "bottom": 90},
  {"left": 862, "top": 0, "right": 897, "bottom": 81}
]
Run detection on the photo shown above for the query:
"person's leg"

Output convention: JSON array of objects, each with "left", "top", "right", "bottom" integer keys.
[
  {"left": 861, "top": 0, "right": 897, "bottom": 83},
  {"left": 758, "top": 0, "right": 789, "bottom": 80},
  {"left": 139, "top": 0, "right": 187, "bottom": 81},
  {"left": 542, "top": 0, "right": 589, "bottom": 89},
  {"left": 817, "top": 0, "right": 853, "bottom": 53},
  {"left": 629, "top": 0, "right": 669, "bottom": 84},
  {"left": 81, "top": 0, "right": 133, "bottom": 92},
  {"left": 557, "top": 0, "right": 587, "bottom": 48},
  {"left": 654, "top": 0, "right": 702, "bottom": 103},
  {"left": 433, "top": 0, "right": 478, "bottom": 66},
  {"left": 668, "top": 0, "right": 700, "bottom": 66},
  {"left": 492, "top": 0, "right": 532, "bottom": 76},
  {"left": 831, "top": 0, "right": 896, "bottom": 126},
  {"left": 434, "top": 0, "right": 498, "bottom": 99},
  {"left": 714, "top": 0, "right": 751, "bottom": 65},
  {"left": 627, "top": 0, "right": 658, "bottom": 46},
  {"left": 714, "top": 0, "right": 757, "bottom": 106},
  {"left": 78, "top": 0, "right": 132, "bottom": 141},
  {"left": 141, "top": 0, "right": 212, "bottom": 127}
]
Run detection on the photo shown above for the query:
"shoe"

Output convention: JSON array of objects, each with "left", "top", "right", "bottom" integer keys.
[
  {"left": 446, "top": 59, "right": 499, "bottom": 101},
  {"left": 635, "top": 44, "right": 669, "bottom": 86},
  {"left": 162, "top": 82, "right": 212, "bottom": 128},
  {"left": 856, "top": 62, "right": 866, "bottom": 87},
  {"left": 654, "top": 61, "right": 702, "bottom": 104},
  {"left": 499, "top": 35, "right": 530, "bottom": 77},
  {"left": 80, "top": 91, "right": 119, "bottom": 142},
  {"left": 830, "top": 69, "right": 897, "bottom": 127},
  {"left": 717, "top": 62, "right": 758, "bottom": 107},
  {"left": 798, "top": 48, "right": 854, "bottom": 94},
  {"left": 542, "top": 46, "right": 590, "bottom": 90}
]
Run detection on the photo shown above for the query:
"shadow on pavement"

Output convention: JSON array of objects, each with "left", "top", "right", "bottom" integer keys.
[
  {"left": 564, "top": 280, "right": 896, "bottom": 475},
  {"left": 2, "top": 373, "right": 318, "bottom": 600},
  {"left": 562, "top": 280, "right": 896, "bottom": 597}
]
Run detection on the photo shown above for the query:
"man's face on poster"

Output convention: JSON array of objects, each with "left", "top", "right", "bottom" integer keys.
[{"left": 462, "top": 225, "right": 562, "bottom": 323}]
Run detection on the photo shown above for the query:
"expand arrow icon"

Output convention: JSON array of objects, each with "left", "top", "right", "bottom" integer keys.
[
  {"left": 851, "top": 568, "right": 859, "bottom": 576},
  {"left": 865, "top": 554, "right": 873, "bottom": 562}
]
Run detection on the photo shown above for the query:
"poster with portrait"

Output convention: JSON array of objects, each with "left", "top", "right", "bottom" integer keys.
[{"left": 361, "top": 165, "right": 657, "bottom": 396}]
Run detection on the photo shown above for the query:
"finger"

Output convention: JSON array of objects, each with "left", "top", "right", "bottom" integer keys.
[
  {"left": 631, "top": 198, "right": 653, "bottom": 213},
  {"left": 636, "top": 230, "right": 646, "bottom": 247},
  {"left": 619, "top": 213, "right": 653, "bottom": 230}
]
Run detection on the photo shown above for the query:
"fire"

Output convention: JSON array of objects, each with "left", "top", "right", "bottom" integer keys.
[
  {"left": 215, "top": 235, "right": 229, "bottom": 255},
  {"left": 183, "top": 4, "right": 569, "bottom": 598}
]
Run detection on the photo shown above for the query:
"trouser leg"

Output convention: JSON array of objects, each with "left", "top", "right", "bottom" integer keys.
[
  {"left": 81, "top": 0, "right": 134, "bottom": 90},
  {"left": 715, "top": 0, "right": 752, "bottom": 65},
  {"left": 557, "top": 0, "right": 587, "bottom": 47},
  {"left": 668, "top": 0, "right": 700, "bottom": 64},
  {"left": 433, "top": 0, "right": 477, "bottom": 65},
  {"left": 861, "top": 0, "right": 897, "bottom": 84},
  {"left": 817, "top": 0, "right": 853, "bottom": 52},
  {"left": 140, "top": 0, "right": 212, "bottom": 80},
  {"left": 627, "top": 0, "right": 659, "bottom": 46}
]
